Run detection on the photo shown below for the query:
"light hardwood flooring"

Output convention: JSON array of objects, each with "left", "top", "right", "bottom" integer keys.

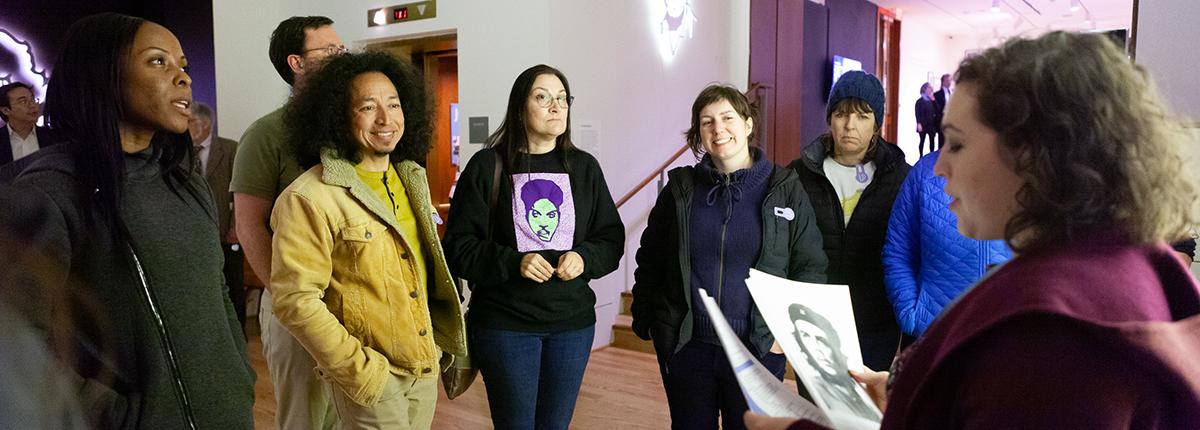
[{"left": 247, "top": 331, "right": 672, "bottom": 429}]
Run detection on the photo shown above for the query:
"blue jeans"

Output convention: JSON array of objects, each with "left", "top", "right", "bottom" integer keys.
[{"left": 471, "top": 325, "right": 594, "bottom": 430}]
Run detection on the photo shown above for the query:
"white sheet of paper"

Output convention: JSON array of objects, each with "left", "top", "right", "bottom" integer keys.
[
  {"left": 697, "top": 289, "right": 831, "bottom": 426},
  {"left": 745, "top": 269, "right": 882, "bottom": 430}
]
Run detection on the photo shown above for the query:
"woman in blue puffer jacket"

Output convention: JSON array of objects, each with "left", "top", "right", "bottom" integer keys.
[{"left": 882, "top": 150, "right": 1011, "bottom": 338}]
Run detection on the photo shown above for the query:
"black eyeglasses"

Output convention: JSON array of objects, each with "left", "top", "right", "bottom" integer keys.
[
  {"left": 531, "top": 93, "right": 574, "bottom": 109},
  {"left": 302, "top": 45, "right": 348, "bottom": 57}
]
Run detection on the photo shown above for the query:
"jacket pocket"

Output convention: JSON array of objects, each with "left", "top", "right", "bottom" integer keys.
[{"left": 339, "top": 219, "right": 378, "bottom": 274}]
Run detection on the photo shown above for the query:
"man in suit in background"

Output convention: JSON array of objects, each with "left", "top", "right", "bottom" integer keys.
[
  {"left": 190, "top": 101, "right": 246, "bottom": 337},
  {"left": 932, "top": 74, "right": 953, "bottom": 151},
  {"left": 0, "top": 82, "right": 54, "bottom": 168},
  {"left": 915, "top": 83, "right": 938, "bottom": 155}
]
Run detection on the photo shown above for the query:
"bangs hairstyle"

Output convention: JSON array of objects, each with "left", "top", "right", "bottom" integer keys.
[
  {"left": 820, "top": 98, "right": 882, "bottom": 160},
  {"left": 955, "top": 31, "right": 1197, "bottom": 252},
  {"left": 487, "top": 64, "right": 577, "bottom": 174},
  {"left": 829, "top": 98, "right": 876, "bottom": 117},
  {"left": 287, "top": 51, "right": 433, "bottom": 169},
  {"left": 684, "top": 84, "right": 757, "bottom": 159},
  {"left": 44, "top": 13, "right": 198, "bottom": 241}
]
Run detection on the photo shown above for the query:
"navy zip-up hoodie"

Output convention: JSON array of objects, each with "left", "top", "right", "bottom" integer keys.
[{"left": 689, "top": 151, "right": 773, "bottom": 342}]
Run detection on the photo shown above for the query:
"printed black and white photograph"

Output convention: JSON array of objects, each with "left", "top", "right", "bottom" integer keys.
[
  {"left": 789, "top": 303, "right": 882, "bottom": 422},
  {"left": 746, "top": 270, "right": 882, "bottom": 428}
]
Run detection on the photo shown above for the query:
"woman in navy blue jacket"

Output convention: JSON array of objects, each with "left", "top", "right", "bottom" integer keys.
[
  {"left": 881, "top": 150, "right": 1010, "bottom": 339},
  {"left": 631, "top": 84, "right": 827, "bottom": 430}
]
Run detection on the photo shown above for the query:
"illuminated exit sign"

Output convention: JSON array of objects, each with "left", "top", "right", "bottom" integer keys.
[{"left": 368, "top": 0, "right": 437, "bottom": 27}]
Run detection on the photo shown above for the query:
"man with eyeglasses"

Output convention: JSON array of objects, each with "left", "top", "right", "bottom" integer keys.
[
  {"left": 0, "top": 82, "right": 54, "bottom": 168},
  {"left": 230, "top": 16, "right": 346, "bottom": 430}
]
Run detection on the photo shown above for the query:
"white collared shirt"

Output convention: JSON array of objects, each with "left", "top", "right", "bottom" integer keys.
[
  {"left": 8, "top": 125, "right": 39, "bottom": 162},
  {"left": 195, "top": 134, "right": 213, "bottom": 174}
]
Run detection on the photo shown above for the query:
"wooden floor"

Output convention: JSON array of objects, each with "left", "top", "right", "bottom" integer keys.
[{"left": 247, "top": 332, "right": 671, "bottom": 429}]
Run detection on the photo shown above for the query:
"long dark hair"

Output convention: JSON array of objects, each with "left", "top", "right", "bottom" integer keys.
[
  {"left": 286, "top": 51, "right": 433, "bottom": 169},
  {"left": 43, "top": 13, "right": 197, "bottom": 240},
  {"left": 487, "top": 64, "right": 577, "bottom": 174}
]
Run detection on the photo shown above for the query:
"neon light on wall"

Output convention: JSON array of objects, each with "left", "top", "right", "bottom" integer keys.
[
  {"left": 652, "top": 0, "right": 697, "bottom": 63},
  {"left": 0, "top": 28, "right": 50, "bottom": 103}
]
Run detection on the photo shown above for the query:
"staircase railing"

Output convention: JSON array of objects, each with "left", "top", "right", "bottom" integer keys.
[{"left": 615, "top": 144, "right": 691, "bottom": 209}]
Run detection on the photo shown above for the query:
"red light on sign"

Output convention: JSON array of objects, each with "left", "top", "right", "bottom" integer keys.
[{"left": 393, "top": 7, "right": 408, "bottom": 20}]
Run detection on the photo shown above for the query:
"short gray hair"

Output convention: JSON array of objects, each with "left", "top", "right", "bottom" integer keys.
[{"left": 191, "top": 101, "right": 213, "bottom": 121}]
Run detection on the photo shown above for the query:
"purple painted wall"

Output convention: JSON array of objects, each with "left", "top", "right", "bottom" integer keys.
[{"left": 0, "top": 0, "right": 217, "bottom": 130}]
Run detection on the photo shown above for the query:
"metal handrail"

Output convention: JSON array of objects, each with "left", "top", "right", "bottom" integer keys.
[{"left": 615, "top": 144, "right": 691, "bottom": 209}]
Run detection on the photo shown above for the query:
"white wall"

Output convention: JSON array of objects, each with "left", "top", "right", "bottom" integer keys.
[
  {"left": 1137, "top": 0, "right": 1200, "bottom": 122},
  {"left": 895, "top": 19, "right": 976, "bottom": 165},
  {"left": 212, "top": 0, "right": 287, "bottom": 140},
  {"left": 214, "top": 0, "right": 751, "bottom": 348}
]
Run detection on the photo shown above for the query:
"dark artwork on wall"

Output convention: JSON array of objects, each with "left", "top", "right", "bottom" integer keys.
[{"left": 0, "top": 0, "right": 217, "bottom": 121}]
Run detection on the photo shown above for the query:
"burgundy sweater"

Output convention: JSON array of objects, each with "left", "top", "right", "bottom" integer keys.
[{"left": 791, "top": 229, "right": 1200, "bottom": 429}]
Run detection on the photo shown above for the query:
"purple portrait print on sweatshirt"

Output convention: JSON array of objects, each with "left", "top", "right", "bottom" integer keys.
[{"left": 511, "top": 173, "right": 575, "bottom": 252}]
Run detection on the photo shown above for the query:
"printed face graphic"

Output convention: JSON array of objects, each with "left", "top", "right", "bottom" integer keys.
[
  {"left": 795, "top": 319, "right": 841, "bottom": 378},
  {"left": 528, "top": 198, "right": 560, "bottom": 241},
  {"left": 521, "top": 178, "right": 565, "bottom": 242},
  {"left": 512, "top": 174, "right": 574, "bottom": 252}
]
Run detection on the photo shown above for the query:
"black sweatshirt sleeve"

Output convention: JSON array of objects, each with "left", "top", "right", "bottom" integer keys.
[
  {"left": 630, "top": 183, "right": 677, "bottom": 340},
  {"left": 571, "top": 152, "right": 625, "bottom": 280},
  {"left": 442, "top": 150, "right": 524, "bottom": 286}
]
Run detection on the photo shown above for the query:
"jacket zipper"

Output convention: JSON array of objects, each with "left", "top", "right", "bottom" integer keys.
[
  {"left": 129, "top": 246, "right": 198, "bottom": 429},
  {"left": 716, "top": 174, "right": 732, "bottom": 308}
]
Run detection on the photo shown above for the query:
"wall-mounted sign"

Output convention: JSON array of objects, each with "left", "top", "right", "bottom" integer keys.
[
  {"left": 368, "top": 1, "right": 437, "bottom": 27},
  {"left": 468, "top": 116, "right": 488, "bottom": 144}
]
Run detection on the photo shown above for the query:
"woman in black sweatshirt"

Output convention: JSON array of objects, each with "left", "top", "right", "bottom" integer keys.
[{"left": 442, "top": 64, "right": 624, "bottom": 430}]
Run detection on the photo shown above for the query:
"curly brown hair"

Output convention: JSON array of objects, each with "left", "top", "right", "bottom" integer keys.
[{"left": 955, "top": 31, "right": 1198, "bottom": 252}]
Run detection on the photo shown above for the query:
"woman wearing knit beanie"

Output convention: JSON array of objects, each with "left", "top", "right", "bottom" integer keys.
[
  {"left": 787, "top": 70, "right": 911, "bottom": 374},
  {"left": 630, "top": 84, "right": 828, "bottom": 430}
]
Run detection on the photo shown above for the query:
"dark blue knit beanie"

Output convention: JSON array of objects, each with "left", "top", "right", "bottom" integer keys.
[{"left": 826, "top": 70, "right": 885, "bottom": 129}]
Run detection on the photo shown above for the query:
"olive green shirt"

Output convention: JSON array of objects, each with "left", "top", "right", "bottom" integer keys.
[{"left": 230, "top": 106, "right": 306, "bottom": 200}]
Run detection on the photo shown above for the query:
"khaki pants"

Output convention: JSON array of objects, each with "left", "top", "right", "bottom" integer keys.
[
  {"left": 328, "top": 372, "right": 438, "bottom": 430},
  {"left": 261, "top": 290, "right": 339, "bottom": 429}
]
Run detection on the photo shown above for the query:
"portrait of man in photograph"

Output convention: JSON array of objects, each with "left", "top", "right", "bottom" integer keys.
[{"left": 789, "top": 303, "right": 881, "bottom": 421}]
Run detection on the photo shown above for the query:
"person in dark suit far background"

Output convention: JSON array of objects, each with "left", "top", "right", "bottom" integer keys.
[
  {"left": 189, "top": 101, "right": 246, "bottom": 336},
  {"left": 932, "top": 74, "right": 953, "bottom": 151},
  {"left": 914, "top": 83, "right": 937, "bottom": 155},
  {"left": 0, "top": 82, "right": 55, "bottom": 167}
]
